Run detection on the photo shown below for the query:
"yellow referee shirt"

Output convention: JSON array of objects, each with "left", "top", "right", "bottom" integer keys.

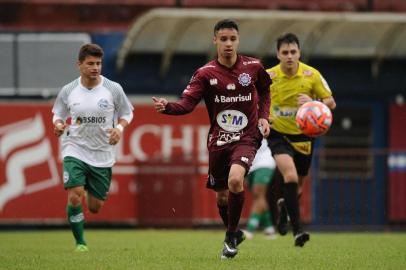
[{"left": 266, "top": 62, "right": 333, "bottom": 135}]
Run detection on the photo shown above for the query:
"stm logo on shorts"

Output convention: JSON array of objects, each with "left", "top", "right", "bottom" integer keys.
[{"left": 241, "top": 157, "right": 249, "bottom": 164}]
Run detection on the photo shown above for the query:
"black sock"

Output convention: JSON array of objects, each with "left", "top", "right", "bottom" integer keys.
[
  {"left": 217, "top": 203, "right": 228, "bottom": 228},
  {"left": 283, "top": 182, "right": 302, "bottom": 235}
]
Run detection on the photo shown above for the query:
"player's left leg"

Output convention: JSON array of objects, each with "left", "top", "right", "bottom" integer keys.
[
  {"left": 216, "top": 190, "right": 229, "bottom": 228},
  {"left": 86, "top": 165, "right": 112, "bottom": 212}
]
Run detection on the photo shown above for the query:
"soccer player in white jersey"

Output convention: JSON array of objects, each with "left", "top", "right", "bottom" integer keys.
[
  {"left": 244, "top": 138, "right": 277, "bottom": 240},
  {"left": 52, "top": 44, "right": 133, "bottom": 252}
]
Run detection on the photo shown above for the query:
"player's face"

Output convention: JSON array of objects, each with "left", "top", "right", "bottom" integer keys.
[
  {"left": 213, "top": 28, "right": 239, "bottom": 60},
  {"left": 77, "top": 55, "right": 102, "bottom": 80},
  {"left": 277, "top": 42, "right": 300, "bottom": 70}
]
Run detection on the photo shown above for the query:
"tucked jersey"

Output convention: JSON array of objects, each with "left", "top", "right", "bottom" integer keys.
[
  {"left": 164, "top": 55, "right": 271, "bottom": 151},
  {"left": 52, "top": 76, "right": 134, "bottom": 167},
  {"left": 267, "top": 62, "right": 332, "bottom": 135},
  {"left": 249, "top": 138, "right": 275, "bottom": 173}
]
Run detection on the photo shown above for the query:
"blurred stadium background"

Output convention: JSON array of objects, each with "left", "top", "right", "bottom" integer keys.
[{"left": 0, "top": 0, "right": 405, "bottom": 230}]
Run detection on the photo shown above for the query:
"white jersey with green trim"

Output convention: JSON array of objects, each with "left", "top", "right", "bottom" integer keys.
[
  {"left": 52, "top": 76, "right": 133, "bottom": 167},
  {"left": 249, "top": 138, "right": 275, "bottom": 173}
]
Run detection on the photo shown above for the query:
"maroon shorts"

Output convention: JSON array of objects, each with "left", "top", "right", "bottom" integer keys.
[{"left": 206, "top": 143, "right": 259, "bottom": 191}]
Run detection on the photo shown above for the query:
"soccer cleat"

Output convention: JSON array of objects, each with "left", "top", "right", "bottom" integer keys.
[
  {"left": 221, "top": 233, "right": 238, "bottom": 259},
  {"left": 75, "top": 244, "right": 89, "bottom": 252},
  {"left": 294, "top": 231, "right": 310, "bottom": 247},
  {"left": 277, "top": 198, "right": 289, "bottom": 236},
  {"left": 263, "top": 226, "right": 277, "bottom": 240}
]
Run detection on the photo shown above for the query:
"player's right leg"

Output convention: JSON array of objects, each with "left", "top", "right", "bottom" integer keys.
[
  {"left": 67, "top": 186, "right": 88, "bottom": 251},
  {"left": 63, "top": 156, "right": 88, "bottom": 251}
]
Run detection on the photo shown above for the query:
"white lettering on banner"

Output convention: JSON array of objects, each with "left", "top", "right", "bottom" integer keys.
[
  {"left": 129, "top": 124, "right": 161, "bottom": 161},
  {"left": 161, "top": 125, "right": 193, "bottom": 161},
  {"left": 127, "top": 124, "right": 209, "bottom": 163},
  {"left": 115, "top": 139, "right": 134, "bottom": 163},
  {"left": 0, "top": 114, "right": 59, "bottom": 211},
  {"left": 197, "top": 126, "right": 209, "bottom": 163}
]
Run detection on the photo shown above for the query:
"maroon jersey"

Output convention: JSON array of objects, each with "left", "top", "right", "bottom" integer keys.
[{"left": 164, "top": 55, "right": 271, "bottom": 151}]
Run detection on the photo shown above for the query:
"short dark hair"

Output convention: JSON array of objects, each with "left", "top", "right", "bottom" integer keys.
[
  {"left": 276, "top": 33, "right": 300, "bottom": 50},
  {"left": 78, "top": 43, "right": 104, "bottom": 62},
  {"left": 214, "top": 19, "right": 239, "bottom": 35}
]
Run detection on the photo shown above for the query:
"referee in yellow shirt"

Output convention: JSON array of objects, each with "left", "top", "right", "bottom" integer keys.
[{"left": 266, "top": 33, "right": 336, "bottom": 247}]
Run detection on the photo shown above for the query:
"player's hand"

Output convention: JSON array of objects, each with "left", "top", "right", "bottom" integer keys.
[
  {"left": 53, "top": 122, "right": 67, "bottom": 137},
  {"left": 297, "top": 93, "right": 312, "bottom": 106},
  {"left": 258, "top": 118, "right": 270, "bottom": 137},
  {"left": 152, "top": 96, "right": 168, "bottom": 113},
  {"left": 108, "top": 128, "right": 122, "bottom": 145}
]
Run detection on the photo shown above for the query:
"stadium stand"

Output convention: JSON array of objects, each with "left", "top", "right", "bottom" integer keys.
[
  {"left": 181, "top": 0, "right": 367, "bottom": 11},
  {"left": 0, "top": 0, "right": 175, "bottom": 31},
  {"left": 114, "top": 8, "right": 406, "bottom": 99},
  {"left": 373, "top": 0, "right": 406, "bottom": 12},
  {"left": 1, "top": 0, "right": 406, "bottom": 32}
]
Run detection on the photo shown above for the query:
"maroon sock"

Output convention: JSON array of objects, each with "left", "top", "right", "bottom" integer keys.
[
  {"left": 227, "top": 191, "right": 245, "bottom": 232},
  {"left": 217, "top": 203, "right": 228, "bottom": 228}
]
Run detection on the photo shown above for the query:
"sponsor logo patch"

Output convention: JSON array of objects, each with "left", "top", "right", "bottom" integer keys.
[
  {"left": 238, "top": 73, "right": 251, "bottom": 86},
  {"left": 216, "top": 110, "right": 248, "bottom": 132},
  {"left": 226, "top": 84, "right": 236, "bottom": 90},
  {"left": 241, "top": 156, "right": 249, "bottom": 164},
  {"left": 97, "top": 98, "right": 109, "bottom": 110},
  {"left": 214, "top": 93, "right": 251, "bottom": 103},
  {"left": 216, "top": 131, "right": 241, "bottom": 146},
  {"left": 210, "top": 78, "right": 218, "bottom": 85},
  {"left": 63, "top": 171, "right": 69, "bottom": 183}
]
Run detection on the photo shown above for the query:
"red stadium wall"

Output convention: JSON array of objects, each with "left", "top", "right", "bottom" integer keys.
[
  {"left": 0, "top": 102, "right": 311, "bottom": 225},
  {"left": 388, "top": 103, "right": 406, "bottom": 222}
]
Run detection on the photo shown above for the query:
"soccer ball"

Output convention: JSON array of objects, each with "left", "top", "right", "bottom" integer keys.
[{"left": 296, "top": 101, "right": 333, "bottom": 137}]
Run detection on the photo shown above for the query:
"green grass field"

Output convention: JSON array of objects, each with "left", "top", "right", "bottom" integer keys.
[{"left": 0, "top": 229, "right": 405, "bottom": 270}]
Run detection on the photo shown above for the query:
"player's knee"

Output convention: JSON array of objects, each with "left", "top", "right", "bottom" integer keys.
[
  {"left": 252, "top": 192, "right": 262, "bottom": 200},
  {"left": 88, "top": 205, "right": 101, "bottom": 214},
  {"left": 283, "top": 172, "right": 299, "bottom": 183},
  {"left": 68, "top": 190, "right": 84, "bottom": 206},
  {"left": 228, "top": 177, "right": 243, "bottom": 192}
]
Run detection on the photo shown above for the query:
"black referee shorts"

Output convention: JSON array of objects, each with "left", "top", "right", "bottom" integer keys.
[{"left": 267, "top": 129, "right": 314, "bottom": 177}]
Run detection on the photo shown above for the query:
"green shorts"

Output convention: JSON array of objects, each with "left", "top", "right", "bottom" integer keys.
[
  {"left": 63, "top": 156, "right": 112, "bottom": 200},
  {"left": 245, "top": 168, "right": 274, "bottom": 190}
]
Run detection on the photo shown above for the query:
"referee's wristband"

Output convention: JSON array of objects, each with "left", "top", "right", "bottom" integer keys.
[{"left": 116, "top": 124, "right": 124, "bottom": 133}]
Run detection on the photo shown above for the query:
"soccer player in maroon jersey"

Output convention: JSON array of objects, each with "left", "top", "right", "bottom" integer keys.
[{"left": 152, "top": 19, "right": 271, "bottom": 259}]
